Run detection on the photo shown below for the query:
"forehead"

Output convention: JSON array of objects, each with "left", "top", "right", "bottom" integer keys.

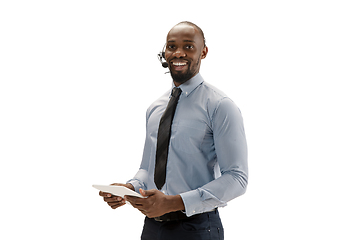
[{"left": 166, "top": 24, "right": 202, "bottom": 44}]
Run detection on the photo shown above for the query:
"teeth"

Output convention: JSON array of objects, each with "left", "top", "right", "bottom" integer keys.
[{"left": 173, "top": 62, "right": 186, "bottom": 66}]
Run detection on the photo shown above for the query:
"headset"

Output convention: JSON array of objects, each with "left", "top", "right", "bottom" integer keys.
[{"left": 157, "top": 44, "right": 168, "bottom": 68}]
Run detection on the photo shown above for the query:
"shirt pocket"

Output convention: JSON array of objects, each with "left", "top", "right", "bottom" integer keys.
[{"left": 172, "top": 120, "right": 207, "bottom": 154}]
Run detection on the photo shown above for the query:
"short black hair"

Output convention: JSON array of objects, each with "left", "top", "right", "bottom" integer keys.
[{"left": 175, "top": 21, "right": 206, "bottom": 47}]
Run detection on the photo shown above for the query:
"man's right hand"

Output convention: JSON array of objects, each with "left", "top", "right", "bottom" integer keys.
[{"left": 99, "top": 183, "right": 135, "bottom": 209}]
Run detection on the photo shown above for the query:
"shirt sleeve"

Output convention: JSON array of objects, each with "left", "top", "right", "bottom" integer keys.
[{"left": 180, "top": 97, "right": 248, "bottom": 216}]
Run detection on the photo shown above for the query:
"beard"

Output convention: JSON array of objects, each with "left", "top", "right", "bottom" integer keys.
[
  {"left": 170, "top": 57, "right": 200, "bottom": 85},
  {"left": 170, "top": 68, "right": 194, "bottom": 85}
]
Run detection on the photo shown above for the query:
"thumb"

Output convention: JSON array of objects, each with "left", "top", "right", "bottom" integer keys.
[{"left": 139, "top": 188, "right": 156, "bottom": 197}]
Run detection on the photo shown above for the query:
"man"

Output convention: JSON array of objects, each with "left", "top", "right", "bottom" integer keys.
[{"left": 99, "top": 21, "right": 248, "bottom": 240}]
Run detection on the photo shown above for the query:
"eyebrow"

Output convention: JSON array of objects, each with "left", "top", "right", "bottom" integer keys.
[{"left": 167, "top": 40, "right": 195, "bottom": 43}]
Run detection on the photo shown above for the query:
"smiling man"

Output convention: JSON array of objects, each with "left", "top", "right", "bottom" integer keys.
[
  {"left": 99, "top": 21, "right": 248, "bottom": 240},
  {"left": 166, "top": 22, "right": 207, "bottom": 85}
]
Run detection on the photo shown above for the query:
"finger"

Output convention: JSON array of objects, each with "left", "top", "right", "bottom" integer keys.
[
  {"left": 126, "top": 198, "right": 143, "bottom": 209},
  {"left": 129, "top": 202, "right": 145, "bottom": 211},
  {"left": 106, "top": 197, "right": 126, "bottom": 207},
  {"left": 139, "top": 188, "right": 157, "bottom": 197},
  {"left": 111, "top": 203, "right": 126, "bottom": 209},
  {"left": 108, "top": 201, "right": 126, "bottom": 209},
  {"left": 139, "top": 188, "right": 147, "bottom": 197},
  {"left": 104, "top": 196, "right": 123, "bottom": 203},
  {"left": 99, "top": 191, "right": 112, "bottom": 197},
  {"left": 125, "top": 196, "right": 143, "bottom": 205}
]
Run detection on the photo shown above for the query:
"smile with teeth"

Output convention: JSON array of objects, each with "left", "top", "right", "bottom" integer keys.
[{"left": 172, "top": 62, "right": 187, "bottom": 66}]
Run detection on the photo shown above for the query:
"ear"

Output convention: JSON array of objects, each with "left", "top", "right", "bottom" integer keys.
[{"left": 201, "top": 46, "right": 208, "bottom": 59}]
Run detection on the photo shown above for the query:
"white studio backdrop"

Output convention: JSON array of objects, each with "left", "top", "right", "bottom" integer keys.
[{"left": 1, "top": 0, "right": 359, "bottom": 239}]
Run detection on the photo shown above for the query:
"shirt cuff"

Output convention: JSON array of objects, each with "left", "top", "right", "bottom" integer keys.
[
  {"left": 180, "top": 189, "right": 227, "bottom": 217},
  {"left": 126, "top": 169, "right": 148, "bottom": 193},
  {"left": 126, "top": 180, "right": 142, "bottom": 194}
]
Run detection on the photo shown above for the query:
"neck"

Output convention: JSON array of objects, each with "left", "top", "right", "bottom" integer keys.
[{"left": 173, "top": 80, "right": 185, "bottom": 87}]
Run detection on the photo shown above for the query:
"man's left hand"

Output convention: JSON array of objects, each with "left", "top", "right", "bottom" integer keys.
[{"left": 125, "top": 189, "right": 184, "bottom": 218}]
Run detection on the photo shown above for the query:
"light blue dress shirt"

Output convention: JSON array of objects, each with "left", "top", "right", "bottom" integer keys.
[{"left": 128, "top": 73, "right": 248, "bottom": 217}]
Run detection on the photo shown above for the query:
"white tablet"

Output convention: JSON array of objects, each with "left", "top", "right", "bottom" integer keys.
[{"left": 92, "top": 185, "right": 145, "bottom": 198}]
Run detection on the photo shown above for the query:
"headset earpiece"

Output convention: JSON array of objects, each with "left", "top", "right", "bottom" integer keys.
[{"left": 158, "top": 44, "right": 168, "bottom": 68}]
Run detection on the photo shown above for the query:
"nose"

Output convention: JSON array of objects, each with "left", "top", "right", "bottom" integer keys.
[{"left": 173, "top": 48, "right": 186, "bottom": 58}]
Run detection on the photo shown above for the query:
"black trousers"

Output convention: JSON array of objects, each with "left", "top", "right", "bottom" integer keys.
[{"left": 141, "top": 209, "right": 224, "bottom": 240}]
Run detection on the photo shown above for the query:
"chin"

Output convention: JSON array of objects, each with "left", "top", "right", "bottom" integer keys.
[{"left": 170, "top": 70, "right": 194, "bottom": 85}]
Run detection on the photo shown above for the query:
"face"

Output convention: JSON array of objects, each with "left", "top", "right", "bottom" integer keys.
[{"left": 165, "top": 24, "right": 208, "bottom": 86}]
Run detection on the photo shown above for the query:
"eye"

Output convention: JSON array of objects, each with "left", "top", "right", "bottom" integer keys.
[
  {"left": 185, "top": 45, "right": 194, "bottom": 50},
  {"left": 167, "top": 45, "right": 176, "bottom": 50}
]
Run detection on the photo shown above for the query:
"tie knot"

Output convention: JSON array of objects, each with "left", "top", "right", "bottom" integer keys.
[{"left": 171, "top": 87, "right": 182, "bottom": 98}]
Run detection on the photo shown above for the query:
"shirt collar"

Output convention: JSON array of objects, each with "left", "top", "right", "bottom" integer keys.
[{"left": 171, "top": 73, "right": 204, "bottom": 98}]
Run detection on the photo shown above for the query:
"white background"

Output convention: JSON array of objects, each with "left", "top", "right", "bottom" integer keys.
[{"left": 1, "top": 0, "right": 359, "bottom": 239}]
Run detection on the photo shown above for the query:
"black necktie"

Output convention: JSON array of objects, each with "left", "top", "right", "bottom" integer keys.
[{"left": 154, "top": 87, "right": 182, "bottom": 190}]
